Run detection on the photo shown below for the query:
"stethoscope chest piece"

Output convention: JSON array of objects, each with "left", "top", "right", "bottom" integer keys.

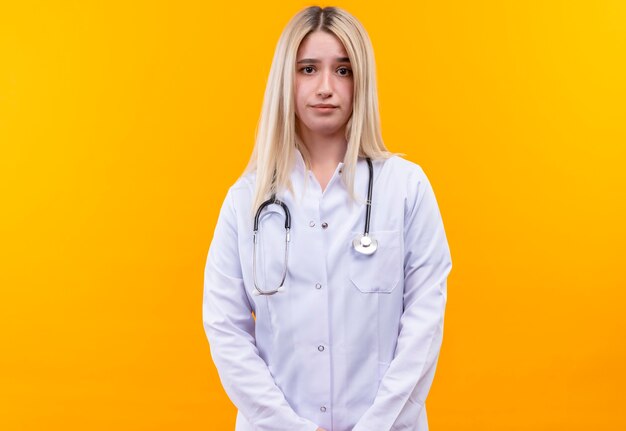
[
  {"left": 352, "top": 157, "right": 377, "bottom": 256},
  {"left": 353, "top": 234, "right": 378, "bottom": 255}
]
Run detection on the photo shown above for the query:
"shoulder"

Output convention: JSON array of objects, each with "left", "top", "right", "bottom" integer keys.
[
  {"left": 229, "top": 171, "right": 255, "bottom": 195},
  {"left": 379, "top": 154, "right": 439, "bottom": 217},
  {"left": 379, "top": 154, "right": 430, "bottom": 189},
  {"left": 219, "top": 171, "right": 255, "bottom": 215}
]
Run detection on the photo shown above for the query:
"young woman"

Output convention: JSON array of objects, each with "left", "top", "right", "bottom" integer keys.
[{"left": 203, "top": 6, "right": 452, "bottom": 431}]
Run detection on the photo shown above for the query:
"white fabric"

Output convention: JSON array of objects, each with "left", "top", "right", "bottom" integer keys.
[{"left": 203, "top": 149, "right": 452, "bottom": 431}]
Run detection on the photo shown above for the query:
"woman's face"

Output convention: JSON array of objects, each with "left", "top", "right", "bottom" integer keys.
[{"left": 294, "top": 31, "right": 354, "bottom": 141}]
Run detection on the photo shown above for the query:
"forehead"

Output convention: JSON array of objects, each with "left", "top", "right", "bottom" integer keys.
[{"left": 296, "top": 31, "right": 348, "bottom": 59}]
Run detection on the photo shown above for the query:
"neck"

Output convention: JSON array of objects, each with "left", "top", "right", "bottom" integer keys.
[{"left": 298, "top": 128, "right": 348, "bottom": 171}]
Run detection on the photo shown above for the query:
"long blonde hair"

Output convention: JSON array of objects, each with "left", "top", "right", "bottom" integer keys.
[{"left": 244, "top": 6, "right": 394, "bottom": 213}]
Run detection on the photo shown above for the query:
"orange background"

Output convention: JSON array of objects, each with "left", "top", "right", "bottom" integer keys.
[{"left": 1, "top": 1, "right": 625, "bottom": 430}]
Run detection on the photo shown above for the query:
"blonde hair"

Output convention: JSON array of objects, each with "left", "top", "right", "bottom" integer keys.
[{"left": 244, "top": 6, "right": 395, "bottom": 213}]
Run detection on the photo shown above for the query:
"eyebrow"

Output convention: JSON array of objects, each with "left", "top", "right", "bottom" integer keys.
[{"left": 296, "top": 57, "right": 351, "bottom": 64}]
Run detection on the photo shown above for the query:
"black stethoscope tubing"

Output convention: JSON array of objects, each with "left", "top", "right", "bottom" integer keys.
[{"left": 251, "top": 157, "right": 374, "bottom": 295}]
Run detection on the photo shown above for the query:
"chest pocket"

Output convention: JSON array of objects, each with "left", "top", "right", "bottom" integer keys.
[{"left": 348, "top": 230, "right": 403, "bottom": 293}]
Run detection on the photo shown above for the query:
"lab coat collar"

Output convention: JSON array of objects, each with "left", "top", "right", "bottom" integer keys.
[{"left": 293, "top": 146, "right": 346, "bottom": 176}]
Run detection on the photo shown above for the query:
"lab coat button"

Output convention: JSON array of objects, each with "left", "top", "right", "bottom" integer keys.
[
  {"left": 315, "top": 283, "right": 322, "bottom": 289},
  {"left": 317, "top": 345, "right": 325, "bottom": 352},
  {"left": 321, "top": 222, "right": 328, "bottom": 229},
  {"left": 309, "top": 220, "right": 315, "bottom": 227},
  {"left": 320, "top": 406, "right": 327, "bottom": 412}
]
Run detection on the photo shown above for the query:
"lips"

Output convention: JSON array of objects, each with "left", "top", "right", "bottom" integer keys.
[{"left": 311, "top": 104, "right": 337, "bottom": 108}]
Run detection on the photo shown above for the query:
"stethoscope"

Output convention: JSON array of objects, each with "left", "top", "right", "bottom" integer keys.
[{"left": 252, "top": 158, "right": 377, "bottom": 296}]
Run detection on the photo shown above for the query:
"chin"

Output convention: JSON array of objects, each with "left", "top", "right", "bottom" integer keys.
[
  {"left": 304, "top": 121, "right": 346, "bottom": 137},
  {"left": 316, "top": 129, "right": 345, "bottom": 138}
]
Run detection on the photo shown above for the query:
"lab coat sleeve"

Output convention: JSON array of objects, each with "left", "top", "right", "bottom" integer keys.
[
  {"left": 202, "top": 188, "right": 319, "bottom": 431},
  {"left": 352, "top": 168, "right": 452, "bottom": 431}
]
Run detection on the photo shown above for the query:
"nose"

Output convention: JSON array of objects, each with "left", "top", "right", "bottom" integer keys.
[{"left": 316, "top": 69, "right": 332, "bottom": 98}]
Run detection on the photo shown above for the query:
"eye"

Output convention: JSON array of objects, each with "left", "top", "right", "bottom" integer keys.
[
  {"left": 300, "top": 66, "right": 315, "bottom": 74},
  {"left": 337, "top": 67, "right": 352, "bottom": 77}
]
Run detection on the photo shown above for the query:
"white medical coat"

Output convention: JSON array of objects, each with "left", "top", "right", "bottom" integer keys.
[{"left": 203, "top": 149, "right": 452, "bottom": 431}]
